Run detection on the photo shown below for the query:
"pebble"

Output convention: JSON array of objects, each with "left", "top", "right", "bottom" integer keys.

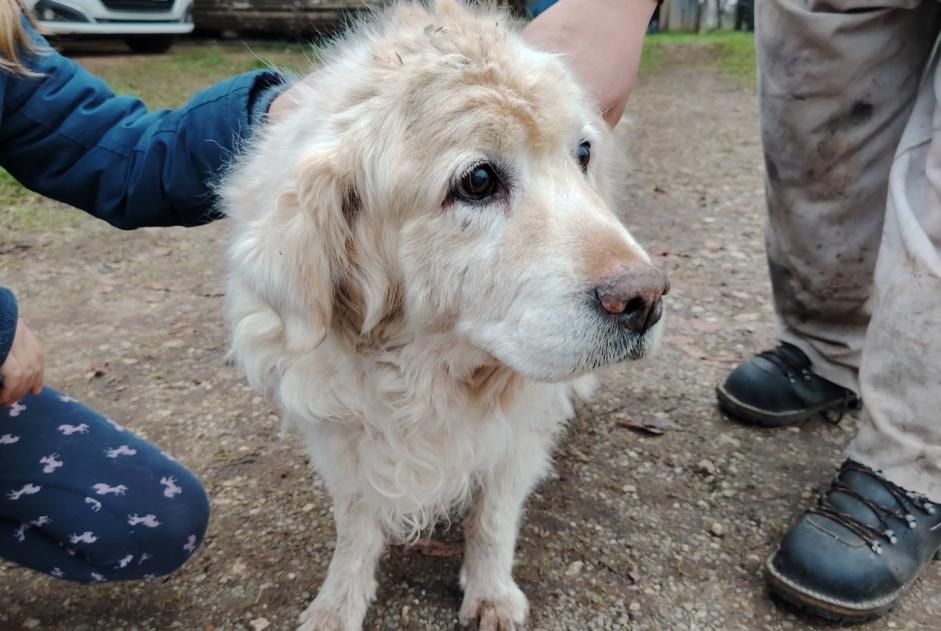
[
  {"left": 22, "top": 620, "right": 40, "bottom": 629},
  {"left": 249, "top": 618, "right": 270, "bottom": 631},
  {"left": 564, "top": 561, "right": 584, "bottom": 577},
  {"left": 716, "top": 433, "right": 742, "bottom": 449},
  {"left": 696, "top": 459, "right": 716, "bottom": 476},
  {"left": 709, "top": 523, "right": 726, "bottom": 538}
]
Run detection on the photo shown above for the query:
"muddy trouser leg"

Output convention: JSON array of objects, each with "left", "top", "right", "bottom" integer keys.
[
  {"left": 757, "top": 0, "right": 941, "bottom": 394},
  {"left": 846, "top": 46, "right": 941, "bottom": 501},
  {"left": 0, "top": 387, "right": 209, "bottom": 582}
]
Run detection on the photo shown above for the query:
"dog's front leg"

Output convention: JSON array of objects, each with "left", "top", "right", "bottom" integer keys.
[
  {"left": 298, "top": 495, "right": 385, "bottom": 631},
  {"left": 460, "top": 443, "right": 550, "bottom": 630}
]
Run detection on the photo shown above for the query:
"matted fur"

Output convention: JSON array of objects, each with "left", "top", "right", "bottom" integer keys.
[{"left": 223, "top": 2, "right": 663, "bottom": 629}]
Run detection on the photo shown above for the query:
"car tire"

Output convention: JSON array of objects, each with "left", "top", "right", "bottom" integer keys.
[{"left": 124, "top": 36, "right": 175, "bottom": 54}]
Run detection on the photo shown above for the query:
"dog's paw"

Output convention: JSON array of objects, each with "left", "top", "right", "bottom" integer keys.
[
  {"left": 459, "top": 583, "right": 529, "bottom": 630},
  {"left": 297, "top": 602, "right": 359, "bottom": 631}
]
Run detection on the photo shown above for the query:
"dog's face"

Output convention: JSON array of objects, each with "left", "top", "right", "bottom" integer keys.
[
  {"left": 231, "top": 0, "right": 667, "bottom": 382},
  {"left": 389, "top": 35, "right": 669, "bottom": 381}
]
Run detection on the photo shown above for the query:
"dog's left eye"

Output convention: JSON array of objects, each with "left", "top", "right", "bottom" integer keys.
[
  {"left": 577, "top": 141, "right": 591, "bottom": 172},
  {"left": 455, "top": 164, "right": 502, "bottom": 203}
]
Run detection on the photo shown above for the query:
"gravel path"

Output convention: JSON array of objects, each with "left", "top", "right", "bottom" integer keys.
[{"left": 0, "top": 43, "right": 937, "bottom": 631}]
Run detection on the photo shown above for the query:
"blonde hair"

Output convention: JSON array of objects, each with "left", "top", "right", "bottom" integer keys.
[{"left": 0, "top": 0, "right": 35, "bottom": 75}]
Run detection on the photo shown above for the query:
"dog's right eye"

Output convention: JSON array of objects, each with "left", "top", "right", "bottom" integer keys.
[
  {"left": 577, "top": 141, "right": 591, "bottom": 172},
  {"left": 454, "top": 164, "right": 502, "bottom": 203}
]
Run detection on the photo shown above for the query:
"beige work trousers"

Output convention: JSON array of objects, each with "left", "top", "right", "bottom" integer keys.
[{"left": 757, "top": 0, "right": 941, "bottom": 499}]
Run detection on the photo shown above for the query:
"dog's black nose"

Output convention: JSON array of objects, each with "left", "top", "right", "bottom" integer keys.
[{"left": 594, "top": 266, "right": 669, "bottom": 334}]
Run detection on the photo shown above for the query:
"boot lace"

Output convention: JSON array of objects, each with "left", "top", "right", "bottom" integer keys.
[
  {"left": 755, "top": 343, "right": 810, "bottom": 378},
  {"left": 807, "top": 461, "right": 937, "bottom": 555}
]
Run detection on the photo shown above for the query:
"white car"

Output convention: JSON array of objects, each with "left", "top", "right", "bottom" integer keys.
[{"left": 27, "top": 0, "right": 194, "bottom": 53}]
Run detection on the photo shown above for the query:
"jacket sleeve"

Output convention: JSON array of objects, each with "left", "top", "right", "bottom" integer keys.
[
  {"left": 0, "top": 288, "right": 17, "bottom": 366},
  {"left": 0, "top": 24, "right": 285, "bottom": 229}
]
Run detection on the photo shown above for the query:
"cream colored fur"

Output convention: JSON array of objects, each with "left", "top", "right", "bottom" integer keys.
[{"left": 223, "top": 2, "right": 661, "bottom": 629}]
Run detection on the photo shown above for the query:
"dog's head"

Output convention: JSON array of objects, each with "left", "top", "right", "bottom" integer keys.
[{"left": 225, "top": 0, "right": 668, "bottom": 383}]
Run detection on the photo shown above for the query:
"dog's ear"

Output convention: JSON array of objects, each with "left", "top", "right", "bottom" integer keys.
[
  {"left": 280, "top": 147, "right": 358, "bottom": 353},
  {"left": 235, "top": 146, "right": 356, "bottom": 356}
]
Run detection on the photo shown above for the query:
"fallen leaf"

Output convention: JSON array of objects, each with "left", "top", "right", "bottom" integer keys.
[{"left": 617, "top": 413, "right": 677, "bottom": 436}]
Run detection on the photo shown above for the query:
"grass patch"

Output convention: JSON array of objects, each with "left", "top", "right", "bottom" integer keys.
[
  {"left": 78, "top": 40, "right": 312, "bottom": 109},
  {"left": 0, "top": 169, "right": 81, "bottom": 244},
  {"left": 640, "top": 31, "right": 756, "bottom": 88}
]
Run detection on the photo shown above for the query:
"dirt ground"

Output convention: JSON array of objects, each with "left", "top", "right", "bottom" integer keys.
[{"left": 1, "top": 42, "right": 938, "bottom": 631}]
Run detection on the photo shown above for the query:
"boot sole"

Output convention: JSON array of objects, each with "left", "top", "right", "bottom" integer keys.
[
  {"left": 765, "top": 550, "right": 941, "bottom": 624},
  {"left": 716, "top": 384, "right": 858, "bottom": 428}
]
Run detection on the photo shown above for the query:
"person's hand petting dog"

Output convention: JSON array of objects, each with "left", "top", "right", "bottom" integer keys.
[
  {"left": 0, "top": 318, "right": 44, "bottom": 406},
  {"left": 268, "top": 0, "right": 658, "bottom": 127},
  {"left": 522, "top": 0, "right": 658, "bottom": 126}
]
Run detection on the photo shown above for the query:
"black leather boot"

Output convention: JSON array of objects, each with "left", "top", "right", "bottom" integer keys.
[
  {"left": 717, "top": 343, "right": 858, "bottom": 427},
  {"left": 766, "top": 460, "right": 941, "bottom": 622}
]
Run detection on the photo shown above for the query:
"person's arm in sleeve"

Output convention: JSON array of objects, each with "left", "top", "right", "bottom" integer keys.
[
  {"left": 523, "top": 0, "right": 658, "bottom": 127},
  {"left": 0, "top": 23, "right": 285, "bottom": 229}
]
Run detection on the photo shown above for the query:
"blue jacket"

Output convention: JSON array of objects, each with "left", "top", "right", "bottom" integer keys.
[{"left": 0, "top": 23, "right": 284, "bottom": 364}]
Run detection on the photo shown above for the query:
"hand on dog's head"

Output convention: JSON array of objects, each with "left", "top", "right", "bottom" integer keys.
[{"left": 224, "top": 0, "right": 667, "bottom": 384}]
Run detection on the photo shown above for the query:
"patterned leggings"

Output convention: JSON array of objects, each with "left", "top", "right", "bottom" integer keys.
[{"left": 0, "top": 387, "right": 209, "bottom": 583}]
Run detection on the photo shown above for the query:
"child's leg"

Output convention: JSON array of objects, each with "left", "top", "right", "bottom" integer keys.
[{"left": 0, "top": 387, "right": 209, "bottom": 583}]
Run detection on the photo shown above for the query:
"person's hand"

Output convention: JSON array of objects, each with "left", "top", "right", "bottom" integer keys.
[
  {"left": 269, "top": 0, "right": 657, "bottom": 126},
  {"left": 267, "top": 84, "right": 294, "bottom": 121},
  {"left": 522, "top": 0, "right": 657, "bottom": 127},
  {"left": 1, "top": 318, "right": 44, "bottom": 405},
  {"left": 268, "top": 70, "right": 322, "bottom": 121}
]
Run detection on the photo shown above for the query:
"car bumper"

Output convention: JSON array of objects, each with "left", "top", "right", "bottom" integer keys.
[{"left": 40, "top": 21, "right": 194, "bottom": 35}]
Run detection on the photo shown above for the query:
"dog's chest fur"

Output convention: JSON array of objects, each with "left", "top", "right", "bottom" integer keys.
[{"left": 277, "top": 336, "right": 591, "bottom": 537}]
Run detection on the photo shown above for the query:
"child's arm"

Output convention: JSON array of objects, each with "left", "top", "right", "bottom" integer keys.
[{"left": 0, "top": 22, "right": 285, "bottom": 229}]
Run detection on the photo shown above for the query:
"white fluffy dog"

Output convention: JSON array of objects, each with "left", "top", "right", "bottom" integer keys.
[{"left": 223, "top": 1, "right": 668, "bottom": 629}]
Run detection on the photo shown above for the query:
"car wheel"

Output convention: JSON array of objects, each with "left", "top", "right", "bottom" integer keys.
[{"left": 124, "top": 36, "right": 175, "bottom": 54}]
